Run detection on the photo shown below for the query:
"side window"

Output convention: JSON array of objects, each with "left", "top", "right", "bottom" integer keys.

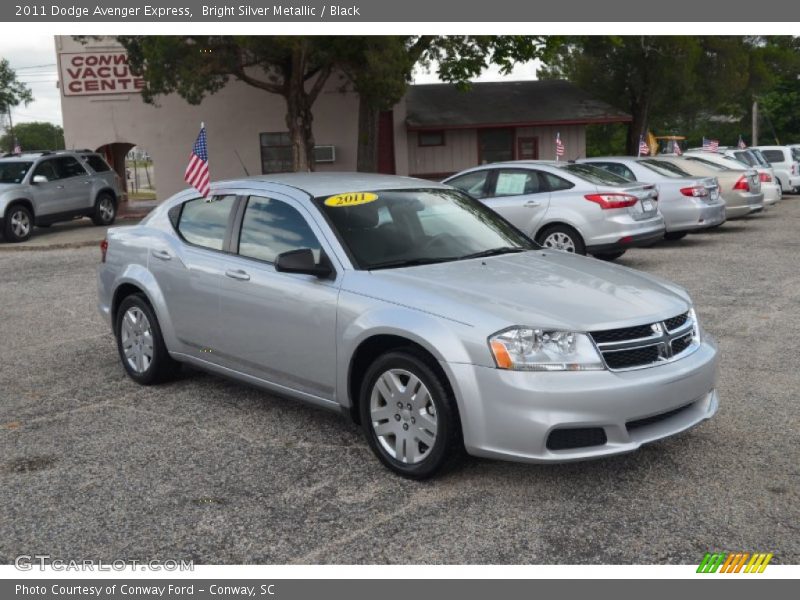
[
  {"left": 83, "top": 155, "right": 111, "bottom": 173},
  {"left": 493, "top": 169, "right": 543, "bottom": 197},
  {"left": 238, "top": 196, "right": 321, "bottom": 264},
  {"left": 177, "top": 195, "right": 236, "bottom": 250},
  {"left": 761, "top": 150, "right": 784, "bottom": 164},
  {"left": 33, "top": 159, "right": 60, "bottom": 182},
  {"left": 592, "top": 162, "right": 636, "bottom": 181},
  {"left": 56, "top": 156, "right": 88, "bottom": 179},
  {"left": 446, "top": 170, "right": 490, "bottom": 199},
  {"left": 542, "top": 173, "right": 575, "bottom": 192}
]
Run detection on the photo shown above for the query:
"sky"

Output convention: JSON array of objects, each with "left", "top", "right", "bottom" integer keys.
[{"left": 0, "top": 33, "right": 541, "bottom": 128}]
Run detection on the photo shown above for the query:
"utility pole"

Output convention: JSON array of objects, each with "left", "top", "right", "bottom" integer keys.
[
  {"left": 752, "top": 100, "right": 758, "bottom": 147},
  {"left": 6, "top": 107, "right": 14, "bottom": 153}
]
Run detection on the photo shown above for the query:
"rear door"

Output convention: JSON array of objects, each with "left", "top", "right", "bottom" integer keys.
[
  {"left": 148, "top": 194, "right": 238, "bottom": 355},
  {"left": 482, "top": 168, "right": 550, "bottom": 234}
]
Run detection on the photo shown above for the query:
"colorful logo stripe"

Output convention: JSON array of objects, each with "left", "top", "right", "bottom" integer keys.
[{"left": 697, "top": 552, "right": 773, "bottom": 573}]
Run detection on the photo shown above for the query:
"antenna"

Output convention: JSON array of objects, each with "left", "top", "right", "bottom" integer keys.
[{"left": 234, "top": 149, "right": 250, "bottom": 176}]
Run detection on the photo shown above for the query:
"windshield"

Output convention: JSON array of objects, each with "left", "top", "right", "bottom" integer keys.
[
  {"left": 315, "top": 188, "right": 535, "bottom": 270},
  {"left": 640, "top": 159, "right": 691, "bottom": 177},
  {"left": 0, "top": 160, "right": 33, "bottom": 184},
  {"left": 559, "top": 163, "right": 632, "bottom": 185}
]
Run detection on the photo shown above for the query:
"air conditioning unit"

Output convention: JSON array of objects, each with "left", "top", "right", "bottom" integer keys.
[{"left": 314, "top": 145, "right": 336, "bottom": 163}]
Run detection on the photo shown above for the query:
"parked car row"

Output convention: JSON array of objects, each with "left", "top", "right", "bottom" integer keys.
[
  {"left": 0, "top": 150, "right": 121, "bottom": 243},
  {"left": 444, "top": 149, "right": 791, "bottom": 261}
]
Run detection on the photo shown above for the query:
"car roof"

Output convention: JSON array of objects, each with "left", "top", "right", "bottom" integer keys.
[{"left": 211, "top": 172, "right": 449, "bottom": 197}]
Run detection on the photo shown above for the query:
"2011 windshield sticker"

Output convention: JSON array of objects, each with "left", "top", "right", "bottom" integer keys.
[{"left": 324, "top": 192, "right": 378, "bottom": 207}]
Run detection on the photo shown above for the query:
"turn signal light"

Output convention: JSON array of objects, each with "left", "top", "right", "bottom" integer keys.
[{"left": 584, "top": 193, "right": 638, "bottom": 209}]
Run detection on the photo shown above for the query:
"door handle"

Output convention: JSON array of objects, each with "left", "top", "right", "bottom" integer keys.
[
  {"left": 151, "top": 249, "right": 172, "bottom": 261},
  {"left": 524, "top": 200, "right": 541, "bottom": 207},
  {"left": 225, "top": 269, "right": 250, "bottom": 281},
  {"left": 56, "top": 185, "right": 64, "bottom": 190},
  {"left": 83, "top": 180, "right": 91, "bottom": 185}
]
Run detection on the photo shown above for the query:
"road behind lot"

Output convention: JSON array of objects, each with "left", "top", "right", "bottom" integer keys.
[{"left": 0, "top": 200, "right": 798, "bottom": 565}]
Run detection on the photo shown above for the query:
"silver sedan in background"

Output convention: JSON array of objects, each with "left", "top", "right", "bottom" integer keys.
[
  {"left": 97, "top": 173, "right": 719, "bottom": 479},
  {"left": 443, "top": 161, "right": 665, "bottom": 261},
  {"left": 683, "top": 150, "right": 776, "bottom": 208},
  {"left": 578, "top": 157, "right": 727, "bottom": 240}
]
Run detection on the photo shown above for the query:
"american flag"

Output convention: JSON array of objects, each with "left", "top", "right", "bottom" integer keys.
[
  {"left": 555, "top": 132, "right": 565, "bottom": 159},
  {"left": 702, "top": 137, "right": 719, "bottom": 152},
  {"left": 13, "top": 139, "right": 21, "bottom": 154},
  {"left": 638, "top": 135, "right": 650, "bottom": 156},
  {"left": 185, "top": 124, "right": 210, "bottom": 197},
  {"left": 673, "top": 141, "right": 682, "bottom": 156},
  {"left": 738, "top": 135, "right": 747, "bottom": 150}
]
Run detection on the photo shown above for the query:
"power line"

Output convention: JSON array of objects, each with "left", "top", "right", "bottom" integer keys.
[{"left": 13, "top": 63, "right": 57, "bottom": 70}]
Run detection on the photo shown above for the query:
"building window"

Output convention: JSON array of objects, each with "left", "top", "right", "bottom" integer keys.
[
  {"left": 260, "top": 132, "right": 293, "bottom": 174},
  {"left": 478, "top": 128, "right": 514, "bottom": 164},
  {"left": 418, "top": 130, "right": 445, "bottom": 147}
]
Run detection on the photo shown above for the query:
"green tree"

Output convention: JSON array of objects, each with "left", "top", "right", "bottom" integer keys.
[
  {"left": 339, "top": 36, "right": 557, "bottom": 171},
  {"left": 0, "top": 121, "right": 64, "bottom": 152},
  {"left": 0, "top": 57, "right": 34, "bottom": 153}
]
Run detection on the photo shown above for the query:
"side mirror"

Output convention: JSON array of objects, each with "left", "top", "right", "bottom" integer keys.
[
  {"left": 32, "top": 174, "right": 48, "bottom": 184},
  {"left": 275, "top": 248, "right": 333, "bottom": 279}
]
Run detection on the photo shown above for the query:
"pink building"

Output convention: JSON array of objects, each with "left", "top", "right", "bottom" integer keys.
[{"left": 56, "top": 36, "right": 631, "bottom": 202}]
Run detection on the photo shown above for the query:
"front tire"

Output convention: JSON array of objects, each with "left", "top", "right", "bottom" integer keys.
[
  {"left": 115, "top": 294, "right": 179, "bottom": 385},
  {"left": 92, "top": 193, "right": 117, "bottom": 226},
  {"left": 3, "top": 204, "right": 34, "bottom": 243},
  {"left": 359, "top": 350, "right": 463, "bottom": 479},
  {"left": 536, "top": 224, "right": 586, "bottom": 255}
]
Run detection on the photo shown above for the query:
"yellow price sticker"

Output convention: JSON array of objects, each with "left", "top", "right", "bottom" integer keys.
[{"left": 324, "top": 192, "right": 378, "bottom": 208}]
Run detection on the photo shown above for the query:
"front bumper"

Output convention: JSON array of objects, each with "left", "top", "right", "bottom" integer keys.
[
  {"left": 660, "top": 197, "right": 727, "bottom": 233},
  {"left": 446, "top": 335, "right": 719, "bottom": 463}
]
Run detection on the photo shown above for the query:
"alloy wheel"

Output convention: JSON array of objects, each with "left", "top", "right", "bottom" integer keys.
[
  {"left": 542, "top": 231, "right": 576, "bottom": 252},
  {"left": 10, "top": 209, "right": 31, "bottom": 239},
  {"left": 99, "top": 197, "right": 115, "bottom": 222},
  {"left": 369, "top": 368, "right": 438, "bottom": 464},
  {"left": 120, "top": 306, "right": 154, "bottom": 374}
]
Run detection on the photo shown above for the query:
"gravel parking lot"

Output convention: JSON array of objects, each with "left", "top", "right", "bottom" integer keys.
[{"left": 0, "top": 200, "right": 798, "bottom": 565}]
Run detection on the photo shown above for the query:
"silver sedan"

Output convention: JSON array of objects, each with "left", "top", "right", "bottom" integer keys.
[
  {"left": 443, "top": 161, "right": 665, "bottom": 261},
  {"left": 578, "top": 157, "right": 728, "bottom": 239},
  {"left": 98, "top": 173, "right": 719, "bottom": 478}
]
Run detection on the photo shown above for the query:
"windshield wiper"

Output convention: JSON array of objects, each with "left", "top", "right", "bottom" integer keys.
[
  {"left": 457, "top": 246, "right": 527, "bottom": 260},
  {"left": 367, "top": 257, "right": 457, "bottom": 270}
]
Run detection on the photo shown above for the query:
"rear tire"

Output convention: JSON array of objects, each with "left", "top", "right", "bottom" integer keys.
[
  {"left": 536, "top": 224, "right": 586, "bottom": 255},
  {"left": 92, "top": 193, "right": 117, "bottom": 226},
  {"left": 593, "top": 250, "right": 626, "bottom": 261},
  {"left": 664, "top": 231, "right": 688, "bottom": 241},
  {"left": 359, "top": 350, "right": 463, "bottom": 479},
  {"left": 3, "top": 204, "right": 34, "bottom": 243},
  {"left": 115, "top": 293, "right": 180, "bottom": 385}
]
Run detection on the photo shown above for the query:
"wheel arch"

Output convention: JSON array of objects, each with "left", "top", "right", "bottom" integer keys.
[
  {"left": 109, "top": 265, "right": 177, "bottom": 349},
  {"left": 533, "top": 219, "right": 587, "bottom": 244},
  {"left": 3, "top": 198, "right": 35, "bottom": 219},
  {"left": 95, "top": 187, "right": 118, "bottom": 203}
]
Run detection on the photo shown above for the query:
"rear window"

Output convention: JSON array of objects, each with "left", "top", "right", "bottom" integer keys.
[
  {"left": 641, "top": 159, "right": 691, "bottom": 177},
  {"left": 0, "top": 160, "right": 33, "bottom": 184},
  {"left": 792, "top": 148, "right": 800, "bottom": 161},
  {"left": 733, "top": 151, "right": 756, "bottom": 166},
  {"left": 761, "top": 150, "right": 785, "bottom": 164},
  {"left": 638, "top": 161, "right": 683, "bottom": 179},
  {"left": 560, "top": 163, "right": 631, "bottom": 185},
  {"left": 83, "top": 154, "right": 111, "bottom": 173}
]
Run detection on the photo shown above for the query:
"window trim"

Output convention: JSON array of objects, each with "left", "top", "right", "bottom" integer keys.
[{"left": 417, "top": 130, "right": 446, "bottom": 147}]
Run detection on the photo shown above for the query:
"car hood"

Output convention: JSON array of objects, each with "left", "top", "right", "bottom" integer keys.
[{"left": 351, "top": 250, "right": 691, "bottom": 332}]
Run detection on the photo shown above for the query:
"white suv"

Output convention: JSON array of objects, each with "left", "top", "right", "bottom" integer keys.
[
  {"left": 0, "top": 150, "right": 121, "bottom": 242},
  {"left": 752, "top": 146, "right": 800, "bottom": 193}
]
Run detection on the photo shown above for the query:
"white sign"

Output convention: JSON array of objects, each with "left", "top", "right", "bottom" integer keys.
[{"left": 59, "top": 52, "right": 145, "bottom": 96}]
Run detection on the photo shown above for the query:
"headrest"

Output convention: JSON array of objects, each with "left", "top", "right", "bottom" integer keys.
[{"left": 331, "top": 204, "right": 380, "bottom": 230}]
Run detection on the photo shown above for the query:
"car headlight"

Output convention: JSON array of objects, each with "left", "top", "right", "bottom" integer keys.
[
  {"left": 488, "top": 327, "right": 605, "bottom": 372},
  {"left": 689, "top": 307, "right": 701, "bottom": 342}
]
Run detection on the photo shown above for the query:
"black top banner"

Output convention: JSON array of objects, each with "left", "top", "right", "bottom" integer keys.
[{"left": 4, "top": 0, "right": 800, "bottom": 21}]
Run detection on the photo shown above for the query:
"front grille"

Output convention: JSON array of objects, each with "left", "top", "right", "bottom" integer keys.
[
  {"left": 664, "top": 312, "right": 689, "bottom": 331},
  {"left": 671, "top": 333, "right": 693, "bottom": 355},
  {"left": 546, "top": 427, "right": 607, "bottom": 451},
  {"left": 590, "top": 311, "right": 696, "bottom": 371},
  {"left": 590, "top": 324, "right": 654, "bottom": 344},
  {"left": 627, "top": 403, "right": 693, "bottom": 431},
  {"left": 602, "top": 345, "right": 661, "bottom": 370}
]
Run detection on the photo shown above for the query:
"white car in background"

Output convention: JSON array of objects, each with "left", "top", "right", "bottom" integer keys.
[
  {"left": 443, "top": 161, "right": 665, "bottom": 261},
  {"left": 752, "top": 146, "right": 800, "bottom": 193},
  {"left": 684, "top": 149, "right": 781, "bottom": 206}
]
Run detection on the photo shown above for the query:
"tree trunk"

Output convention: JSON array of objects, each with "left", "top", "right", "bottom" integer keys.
[
  {"left": 285, "top": 88, "right": 315, "bottom": 172},
  {"left": 356, "top": 97, "right": 380, "bottom": 172},
  {"left": 627, "top": 96, "right": 650, "bottom": 155}
]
